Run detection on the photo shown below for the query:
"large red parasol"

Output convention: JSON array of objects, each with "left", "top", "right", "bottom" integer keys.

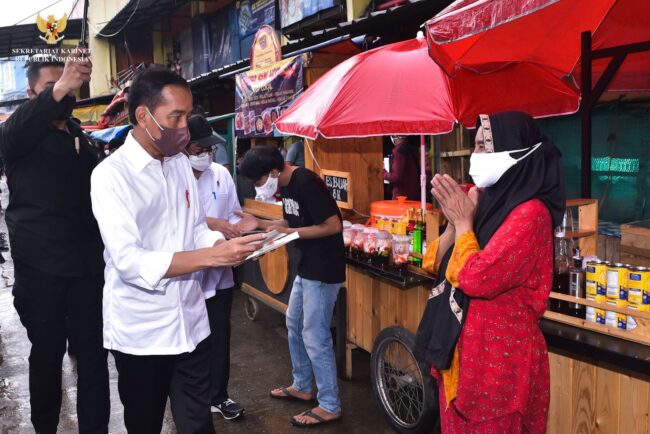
[
  {"left": 275, "top": 35, "right": 579, "bottom": 210},
  {"left": 425, "top": 0, "right": 650, "bottom": 91},
  {"left": 274, "top": 36, "right": 579, "bottom": 140}
]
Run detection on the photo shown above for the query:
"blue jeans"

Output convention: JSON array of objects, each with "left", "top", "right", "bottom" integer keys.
[{"left": 286, "top": 275, "right": 342, "bottom": 414}]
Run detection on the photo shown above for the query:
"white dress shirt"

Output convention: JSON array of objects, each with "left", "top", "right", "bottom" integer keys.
[
  {"left": 91, "top": 132, "right": 223, "bottom": 355},
  {"left": 197, "top": 163, "right": 241, "bottom": 298}
]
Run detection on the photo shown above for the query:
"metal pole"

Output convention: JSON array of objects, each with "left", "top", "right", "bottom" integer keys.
[
  {"left": 80, "top": 0, "right": 89, "bottom": 48},
  {"left": 420, "top": 135, "right": 426, "bottom": 211},
  {"left": 580, "top": 31, "right": 592, "bottom": 198}
]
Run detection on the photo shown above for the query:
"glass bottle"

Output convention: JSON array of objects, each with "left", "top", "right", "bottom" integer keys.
[
  {"left": 567, "top": 249, "right": 586, "bottom": 318},
  {"left": 551, "top": 230, "right": 571, "bottom": 314},
  {"left": 411, "top": 210, "right": 423, "bottom": 267}
]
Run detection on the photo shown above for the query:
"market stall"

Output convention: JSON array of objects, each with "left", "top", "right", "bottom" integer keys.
[
  {"left": 424, "top": 2, "right": 650, "bottom": 433},
  {"left": 237, "top": 19, "right": 650, "bottom": 434}
]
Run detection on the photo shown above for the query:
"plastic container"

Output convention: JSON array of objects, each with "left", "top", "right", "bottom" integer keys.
[
  {"left": 370, "top": 196, "right": 432, "bottom": 233},
  {"left": 350, "top": 224, "right": 366, "bottom": 259},
  {"left": 375, "top": 230, "right": 392, "bottom": 269},
  {"left": 392, "top": 234, "right": 410, "bottom": 273},
  {"left": 362, "top": 227, "right": 379, "bottom": 262}
]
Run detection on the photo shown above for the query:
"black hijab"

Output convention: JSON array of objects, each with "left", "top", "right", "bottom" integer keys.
[
  {"left": 415, "top": 111, "right": 565, "bottom": 370},
  {"left": 473, "top": 111, "right": 566, "bottom": 247},
  {"left": 474, "top": 112, "right": 566, "bottom": 248}
]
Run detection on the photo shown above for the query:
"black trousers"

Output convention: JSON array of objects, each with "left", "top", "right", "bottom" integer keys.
[
  {"left": 111, "top": 337, "right": 215, "bottom": 434},
  {"left": 12, "top": 259, "right": 109, "bottom": 434},
  {"left": 205, "top": 288, "right": 234, "bottom": 405}
]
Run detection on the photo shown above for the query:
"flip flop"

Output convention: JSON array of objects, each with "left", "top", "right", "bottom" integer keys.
[
  {"left": 269, "top": 387, "right": 315, "bottom": 402},
  {"left": 291, "top": 409, "right": 342, "bottom": 428}
]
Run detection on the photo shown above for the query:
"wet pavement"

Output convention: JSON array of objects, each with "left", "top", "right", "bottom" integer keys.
[{"left": 0, "top": 178, "right": 395, "bottom": 434}]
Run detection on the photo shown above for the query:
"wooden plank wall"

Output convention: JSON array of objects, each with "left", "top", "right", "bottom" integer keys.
[
  {"left": 305, "top": 137, "right": 384, "bottom": 217},
  {"left": 439, "top": 125, "right": 472, "bottom": 184},
  {"left": 345, "top": 266, "right": 430, "bottom": 352},
  {"left": 547, "top": 350, "right": 650, "bottom": 434}
]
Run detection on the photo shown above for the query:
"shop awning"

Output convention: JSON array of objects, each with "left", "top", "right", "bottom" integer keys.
[
  {"left": 0, "top": 19, "right": 83, "bottom": 58},
  {"left": 97, "top": 0, "right": 191, "bottom": 38},
  {"left": 73, "top": 104, "right": 109, "bottom": 123},
  {"left": 189, "top": 0, "right": 452, "bottom": 90}
]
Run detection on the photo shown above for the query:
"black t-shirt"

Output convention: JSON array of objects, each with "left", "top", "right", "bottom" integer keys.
[{"left": 281, "top": 167, "right": 346, "bottom": 283}]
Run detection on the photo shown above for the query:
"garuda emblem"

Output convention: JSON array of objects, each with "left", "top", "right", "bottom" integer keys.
[{"left": 37, "top": 13, "right": 68, "bottom": 44}]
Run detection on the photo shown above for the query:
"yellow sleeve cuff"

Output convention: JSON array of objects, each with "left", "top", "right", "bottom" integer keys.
[
  {"left": 423, "top": 237, "right": 441, "bottom": 275},
  {"left": 445, "top": 231, "right": 480, "bottom": 287},
  {"left": 441, "top": 345, "right": 460, "bottom": 409}
]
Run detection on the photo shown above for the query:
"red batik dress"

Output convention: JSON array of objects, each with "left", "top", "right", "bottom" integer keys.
[{"left": 424, "top": 199, "right": 553, "bottom": 434}]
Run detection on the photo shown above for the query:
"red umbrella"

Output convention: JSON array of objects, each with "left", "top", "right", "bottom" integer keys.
[
  {"left": 275, "top": 36, "right": 579, "bottom": 210},
  {"left": 425, "top": 0, "right": 650, "bottom": 91},
  {"left": 275, "top": 36, "right": 579, "bottom": 139}
]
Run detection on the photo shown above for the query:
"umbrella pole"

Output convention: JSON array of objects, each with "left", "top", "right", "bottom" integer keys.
[{"left": 420, "top": 135, "right": 426, "bottom": 211}]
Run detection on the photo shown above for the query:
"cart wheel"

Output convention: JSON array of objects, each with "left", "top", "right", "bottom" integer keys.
[
  {"left": 371, "top": 326, "right": 440, "bottom": 434},
  {"left": 244, "top": 297, "right": 259, "bottom": 321}
]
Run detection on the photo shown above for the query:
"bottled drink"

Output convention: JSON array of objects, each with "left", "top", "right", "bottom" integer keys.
[{"left": 411, "top": 210, "right": 423, "bottom": 267}]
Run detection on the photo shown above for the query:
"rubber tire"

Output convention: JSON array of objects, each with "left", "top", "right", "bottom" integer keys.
[
  {"left": 370, "top": 326, "right": 440, "bottom": 434},
  {"left": 244, "top": 296, "right": 259, "bottom": 321}
]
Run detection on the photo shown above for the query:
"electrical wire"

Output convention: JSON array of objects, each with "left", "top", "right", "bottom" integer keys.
[
  {"left": 14, "top": 0, "right": 66, "bottom": 25},
  {"left": 93, "top": 0, "right": 141, "bottom": 38}
]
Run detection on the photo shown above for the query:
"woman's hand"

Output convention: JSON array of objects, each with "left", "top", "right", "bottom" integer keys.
[{"left": 431, "top": 174, "right": 479, "bottom": 235}]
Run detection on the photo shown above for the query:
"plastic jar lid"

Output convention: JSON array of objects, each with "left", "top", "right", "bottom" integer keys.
[
  {"left": 393, "top": 235, "right": 410, "bottom": 243},
  {"left": 363, "top": 227, "right": 379, "bottom": 234},
  {"left": 376, "top": 230, "right": 391, "bottom": 240},
  {"left": 343, "top": 220, "right": 352, "bottom": 228},
  {"left": 352, "top": 224, "right": 366, "bottom": 231}
]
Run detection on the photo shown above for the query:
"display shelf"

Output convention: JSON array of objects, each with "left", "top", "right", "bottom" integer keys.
[
  {"left": 562, "top": 230, "right": 596, "bottom": 239},
  {"left": 545, "top": 292, "right": 650, "bottom": 346},
  {"left": 345, "top": 256, "right": 434, "bottom": 289}
]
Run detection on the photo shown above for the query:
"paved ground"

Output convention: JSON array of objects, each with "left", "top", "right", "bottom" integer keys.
[{"left": 0, "top": 177, "right": 396, "bottom": 434}]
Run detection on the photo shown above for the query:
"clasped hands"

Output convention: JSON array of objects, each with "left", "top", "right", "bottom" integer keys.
[{"left": 430, "top": 174, "right": 479, "bottom": 236}]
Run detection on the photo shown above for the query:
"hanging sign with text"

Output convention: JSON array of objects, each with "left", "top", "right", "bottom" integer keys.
[{"left": 321, "top": 169, "right": 352, "bottom": 209}]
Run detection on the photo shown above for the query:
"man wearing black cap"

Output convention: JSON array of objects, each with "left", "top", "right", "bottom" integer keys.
[
  {"left": 0, "top": 55, "right": 109, "bottom": 433},
  {"left": 186, "top": 114, "right": 257, "bottom": 420}
]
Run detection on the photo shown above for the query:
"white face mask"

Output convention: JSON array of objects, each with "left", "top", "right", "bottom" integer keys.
[
  {"left": 188, "top": 153, "right": 211, "bottom": 172},
  {"left": 469, "top": 142, "right": 542, "bottom": 188},
  {"left": 255, "top": 172, "right": 278, "bottom": 202},
  {"left": 104, "top": 149, "right": 110, "bottom": 156}
]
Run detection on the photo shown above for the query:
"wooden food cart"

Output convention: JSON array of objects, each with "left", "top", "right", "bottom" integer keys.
[{"left": 237, "top": 132, "right": 445, "bottom": 433}]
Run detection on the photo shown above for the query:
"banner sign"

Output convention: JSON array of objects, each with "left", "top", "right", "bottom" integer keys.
[
  {"left": 280, "top": 0, "right": 335, "bottom": 28},
  {"left": 237, "top": 0, "right": 275, "bottom": 38},
  {"left": 235, "top": 55, "right": 304, "bottom": 138}
]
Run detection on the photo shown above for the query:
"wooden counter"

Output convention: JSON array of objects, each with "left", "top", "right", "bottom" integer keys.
[{"left": 242, "top": 198, "right": 283, "bottom": 220}]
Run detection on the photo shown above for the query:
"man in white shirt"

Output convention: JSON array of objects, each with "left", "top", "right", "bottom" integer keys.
[
  {"left": 185, "top": 114, "right": 257, "bottom": 421},
  {"left": 90, "top": 66, "right": 264, "bottom": 434}
]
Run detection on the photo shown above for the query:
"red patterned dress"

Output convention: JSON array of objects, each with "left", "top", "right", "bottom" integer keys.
[{"left": 436, "top": 199, "right": 553, "bottom": 434}]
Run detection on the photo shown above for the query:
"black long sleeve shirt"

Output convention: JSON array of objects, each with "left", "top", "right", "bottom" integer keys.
[{"left": 0, "top": 86, "right": 105, "bottom": 277}]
